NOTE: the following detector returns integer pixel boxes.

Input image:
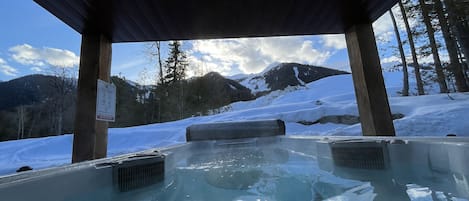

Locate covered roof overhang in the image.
[33,0,398,43]
[32,0,399,163]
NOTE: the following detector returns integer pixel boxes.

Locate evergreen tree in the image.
[163,41,188,84]
[162,41,189,120]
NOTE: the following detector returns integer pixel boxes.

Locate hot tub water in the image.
[113,144,467,201]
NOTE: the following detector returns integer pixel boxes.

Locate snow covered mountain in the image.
[234,63,349,95]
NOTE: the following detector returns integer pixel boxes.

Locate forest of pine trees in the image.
[391,0,469,95]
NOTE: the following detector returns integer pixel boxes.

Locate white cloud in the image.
[9,44,79,68]
[321,34,347,50]
[190,36,332,74]
[373,12,394,43]
[317,12,394,51]
[188,55,232,77]
[0,57,18,76]
[30,67,43,72]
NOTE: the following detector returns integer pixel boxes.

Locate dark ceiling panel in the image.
[33,0,398,43]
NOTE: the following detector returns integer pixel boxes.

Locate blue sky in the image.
[0,0,399,83]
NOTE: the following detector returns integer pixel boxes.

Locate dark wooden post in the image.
[345,23,396,136]
[72,33,112,163]
[94,35,112,159]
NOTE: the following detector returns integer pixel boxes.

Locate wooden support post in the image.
[94,36,112,159]
[345,23,396,136]
[72,33,112,163]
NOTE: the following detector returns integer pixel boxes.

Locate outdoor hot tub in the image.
[0,120,468,201]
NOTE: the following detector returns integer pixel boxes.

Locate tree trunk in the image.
[400,0,425,95]
[28,107,43,138]
[17,106,25,140]
[419,0,449,93]
[433,0,469,92]
[57,110,63,135]
[444,0,469,75]
[180,81,184,119]
[459,47,469,83]
[457,23,469,70]
[17,107,20,140]
[156,42,164,85]
[390,9,410,96]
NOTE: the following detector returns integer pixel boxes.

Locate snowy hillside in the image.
[235,63,348,95]
[0,72,468,176]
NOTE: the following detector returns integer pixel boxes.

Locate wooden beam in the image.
[94,36,112,159]
[345,23,396,136]
[72,33,112,163]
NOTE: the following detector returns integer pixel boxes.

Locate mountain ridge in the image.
[235,63,349,95]
[0,63,349,111]
[0,63,348,141]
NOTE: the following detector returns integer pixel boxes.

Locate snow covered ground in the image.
[0,72,468,176]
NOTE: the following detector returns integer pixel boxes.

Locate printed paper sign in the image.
[96,79,116,122]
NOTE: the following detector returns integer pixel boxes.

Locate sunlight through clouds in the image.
[190,36,332,74]
[9,44,79,68]
[187,55,232,77]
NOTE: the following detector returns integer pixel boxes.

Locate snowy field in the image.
[0,72,468,176]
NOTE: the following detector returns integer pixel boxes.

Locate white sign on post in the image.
[96,79,116,122]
